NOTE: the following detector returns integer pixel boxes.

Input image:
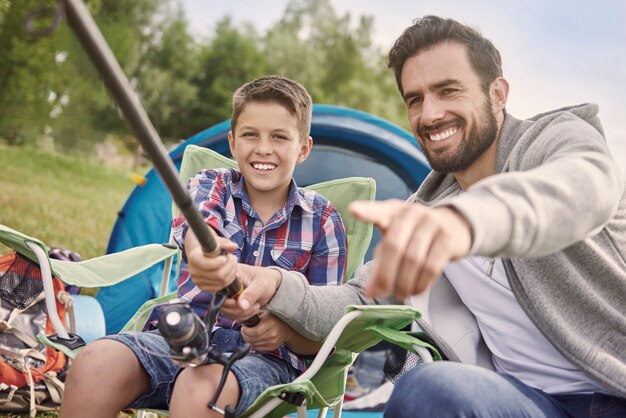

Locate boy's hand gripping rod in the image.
[61,0,260,327]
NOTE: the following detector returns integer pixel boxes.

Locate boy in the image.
[60,75,347,418]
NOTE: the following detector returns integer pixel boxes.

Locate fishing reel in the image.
[157,290,250,417]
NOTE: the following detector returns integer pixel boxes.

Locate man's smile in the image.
[426,126,459,142]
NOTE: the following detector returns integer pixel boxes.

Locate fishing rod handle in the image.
[201,245,261,328]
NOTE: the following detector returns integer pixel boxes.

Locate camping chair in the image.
[122,144,377,332]
[124,146,440,418]
[0,223,179,358]
[1,146,438,417]
[242,305,440,418]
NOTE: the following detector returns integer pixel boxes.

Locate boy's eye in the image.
[274,134,288,140]
[242,132,257,137]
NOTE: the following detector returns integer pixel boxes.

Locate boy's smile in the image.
[229,101,312,218]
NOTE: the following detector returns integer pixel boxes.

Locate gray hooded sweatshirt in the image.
[267,104,626,397]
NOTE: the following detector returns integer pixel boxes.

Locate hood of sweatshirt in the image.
[410,103,604,206]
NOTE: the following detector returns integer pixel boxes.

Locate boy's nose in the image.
[255,137,273,154]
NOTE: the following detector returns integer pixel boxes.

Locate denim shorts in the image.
[104,328,299,415]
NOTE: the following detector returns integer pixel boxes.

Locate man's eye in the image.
[441,88,456,96]
[407,97,423,107]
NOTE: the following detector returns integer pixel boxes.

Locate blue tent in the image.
[98,104,430,333]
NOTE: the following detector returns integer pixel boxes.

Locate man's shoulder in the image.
[525,103,599,124]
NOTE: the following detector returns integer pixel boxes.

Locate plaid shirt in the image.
[171,168,347,371]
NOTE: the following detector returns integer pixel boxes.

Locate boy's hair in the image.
[387,15,503,95]
[231,75,313,140]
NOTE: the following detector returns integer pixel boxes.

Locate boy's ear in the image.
[227,131,236,157]
[296,136,313,164]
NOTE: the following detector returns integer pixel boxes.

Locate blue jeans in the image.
[104,328,298,415]
[385,362,626,418]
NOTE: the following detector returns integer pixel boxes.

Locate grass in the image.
[0,144,139,259]
[0,145,154,417]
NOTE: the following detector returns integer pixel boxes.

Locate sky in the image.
[179,0,626,174]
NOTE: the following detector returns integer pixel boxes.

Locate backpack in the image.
[1,251,69,416]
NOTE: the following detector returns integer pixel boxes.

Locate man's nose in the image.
[421,96,445,125]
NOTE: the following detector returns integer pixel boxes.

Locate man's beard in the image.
[421,102,498,173]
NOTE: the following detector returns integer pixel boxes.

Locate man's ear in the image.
[227,130,236,157]
[490,77,509,114]
[296,136,313,164]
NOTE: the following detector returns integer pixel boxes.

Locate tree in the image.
[0,0,63,145]
[185,17,267,137]
[0,0,169,154]
[0,0,410,157]
[132,4,199,142]
[262,0,407,127]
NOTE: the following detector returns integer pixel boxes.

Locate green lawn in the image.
[0,144,139,259]
[0,144,148,417]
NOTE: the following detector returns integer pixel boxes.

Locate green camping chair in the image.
[241,304,440,418]
[0,145,439,417]
[124,146,440,418]
[122,144,377,332]
[0,223,179,359]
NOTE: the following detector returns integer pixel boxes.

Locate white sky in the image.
[179,0,626,174]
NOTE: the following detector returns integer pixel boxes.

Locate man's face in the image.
[400,41,499,173]
[228,101,312,204]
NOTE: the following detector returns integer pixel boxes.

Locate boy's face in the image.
[228,101,312,204]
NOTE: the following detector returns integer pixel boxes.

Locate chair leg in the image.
[332,398,343,418]
[297,405,308,418]
[317,406,329,418]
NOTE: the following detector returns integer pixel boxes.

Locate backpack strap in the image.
[57,290,76,334]
[0,323,40,349]
[38,371,64,404]
[24,363,36,417]
[0,346,47,367]
[0,383,19,404]
[0,292,47,349]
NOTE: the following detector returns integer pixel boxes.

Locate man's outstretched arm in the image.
[221,261,395,341]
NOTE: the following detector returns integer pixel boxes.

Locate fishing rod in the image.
[25,1,258,414]
[58,0,261,316]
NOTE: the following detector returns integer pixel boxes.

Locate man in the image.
[194,16,626,417]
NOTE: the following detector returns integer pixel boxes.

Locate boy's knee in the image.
[69,339,137,383]
[74,339,125,364]
[171,365,239,411]
[174,365,221,395]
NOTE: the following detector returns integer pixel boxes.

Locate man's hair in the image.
[387,15,503,95]
[231,75,313,140]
